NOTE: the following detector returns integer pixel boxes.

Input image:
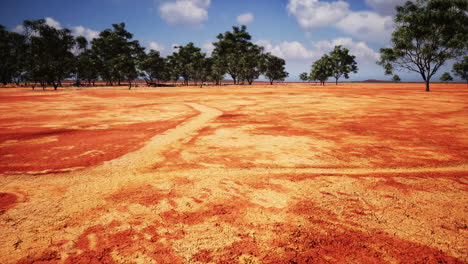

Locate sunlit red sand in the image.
[0,83,467,263]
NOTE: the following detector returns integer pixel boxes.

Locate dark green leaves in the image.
[378,0,467,91]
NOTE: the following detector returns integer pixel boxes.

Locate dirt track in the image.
[0,83,467,263]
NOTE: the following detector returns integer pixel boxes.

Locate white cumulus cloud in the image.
[257,38,379,65]
[257,40,318,60]
[287,0,398,44]
[336,11,393,43]
[12,17,99,42]
[12,24,25,34]
[158,0,211,26]
[313,38,380,65]
[287,0,349,29]
[72,26,99,42]
[202,41,215,56]
[45,17,62,29]
[237,12,254,25]
[148,41,166,53]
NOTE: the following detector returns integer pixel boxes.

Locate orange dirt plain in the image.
[0,83,467,264]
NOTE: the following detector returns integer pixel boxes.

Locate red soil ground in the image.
[0,83,467,264]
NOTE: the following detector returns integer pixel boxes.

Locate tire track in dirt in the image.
[93,103,223,172]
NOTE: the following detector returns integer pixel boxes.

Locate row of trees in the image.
[0,22,288,89]
[299,45,358,85]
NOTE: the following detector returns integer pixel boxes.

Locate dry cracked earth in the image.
[0,83,467,263]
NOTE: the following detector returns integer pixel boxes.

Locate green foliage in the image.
[452,56,468,82]
[75,50,100,86]
[263,53,288,85]
[0,25,26,85]
[209,53,226,85]
[168,42,206,85]
[138,49,168,85]
[329,45,358,84]
[378,0,468,91]
[91,23,144,88]
[239,44,264,85]
[310,55,333,85]
[73,37,98,86]
[23,19,77,90]
[439,72,453,82]
[392,74,401,82]
[213,25,256,84]
[1,21,288,89]
[299,72,308,82]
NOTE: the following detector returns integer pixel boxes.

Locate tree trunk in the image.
[129,81,132,90]
[335,78,338,85]
[270,81,273,85]
[53,83,58,90]
[425,80,430,92]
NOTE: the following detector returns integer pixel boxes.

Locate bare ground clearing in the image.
[0,83,467,263]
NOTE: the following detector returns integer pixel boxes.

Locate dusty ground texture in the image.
[0,83,467,264]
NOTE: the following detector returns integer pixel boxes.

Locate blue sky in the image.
[0,0,460,82]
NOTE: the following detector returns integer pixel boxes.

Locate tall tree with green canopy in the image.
[73,36,89,86]
[91,23,143,87]
[263,53,288,85]
[138,49,167,86]
[212,25,253,84]
[0,25,27,86]
[299,72,308,82]
[329,45,358,85]
[22,19,77,90]
[169,42,205,85]
[310,55,333,86]
[209,53,226,85]
[239,44,264,85]
[378,0,468,92]
[194,57,213,87]
[452,56,467,83]
[76,49,100,86]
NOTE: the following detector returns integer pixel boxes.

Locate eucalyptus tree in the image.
[73,36,89,86]
[310,55,333,86]
[212,25,253,84]
[91,23,143,87]
[378,0,467,92]
[329,45,358,85]
[263,53,288,85]
[0,25,26,86]
[22,19,76,90]
[138,49,167,86]
[209,54,226,85]
[239,44,264,85]
[194,57,213,87]
[169,42,205,85]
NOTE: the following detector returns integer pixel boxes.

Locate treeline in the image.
[0,21,288,90]
[299,45,358,85]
